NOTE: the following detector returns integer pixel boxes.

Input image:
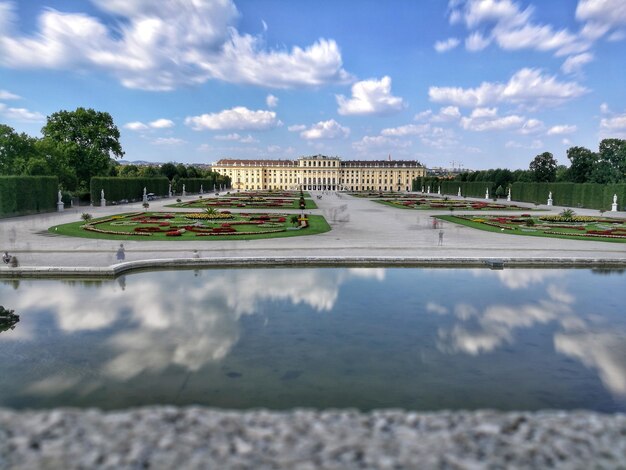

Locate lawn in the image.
[50,211,331,241]
[438,213,626,243]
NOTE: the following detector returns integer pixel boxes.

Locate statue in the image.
[101,189,105,200]
[547,191,553,206]
[485,188,489,199]
[612,193,618,212]
[57,190,64,212]
[458,187,461,197]
[507,187,511,202]
[100,189,106,207]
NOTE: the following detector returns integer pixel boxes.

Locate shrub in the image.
[81,213,93,222]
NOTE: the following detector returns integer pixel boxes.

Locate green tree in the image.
[593,138,626,183]
[529,152,557,182]
[119,164,140,177]
[0,124,38,175]
[41,108,123,190]
[139,166,160,177]
[566,146,597,183]
[159,162,178,180]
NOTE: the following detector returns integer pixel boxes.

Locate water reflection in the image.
[1,268,385,390]
[432,269,626,398]
[0,267,624,410]
[0,306,19,334]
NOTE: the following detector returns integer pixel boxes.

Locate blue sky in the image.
[1,0,626,169]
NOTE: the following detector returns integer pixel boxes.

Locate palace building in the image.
[212,155,426,192]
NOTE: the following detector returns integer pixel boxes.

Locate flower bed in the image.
[77,211,308,239]
[441,213,626,242]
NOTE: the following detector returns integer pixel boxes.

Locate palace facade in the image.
[212,155,426,192]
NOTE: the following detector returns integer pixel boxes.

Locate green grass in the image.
[437,215,626,243]
[49,212,331,241]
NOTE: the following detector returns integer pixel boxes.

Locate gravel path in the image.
[1,407,625,469]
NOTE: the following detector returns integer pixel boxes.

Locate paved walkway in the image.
[1,192,625,275]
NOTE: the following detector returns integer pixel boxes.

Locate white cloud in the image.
[505,139,543,149]
[0,89,19,100]
[561,52,594,74]
[451,0,589,56]
[431,106,461,122]
[336,76,405,116]
[214,133,242,141]
[288,124,306,132]
[547,124,577,135]
[461,110,526,132]
[519,118,544,134]
[300,119,350,140]
[576,0,626,30]
[381,124,431,137]
[240,135,258,143]
[266,94,278,108]
[352,135,411,153]
[152,137,185,145]
[0,103,44,122]
[0,0,351,91]
[600,102,610,113]
[429,68,587,108]
[149,118,174,129]
[124,121,149,131]
[124,118,174,131]
[600,113,626,131]
[470,107,498,118]
[414,110,433,121]
[465,31,491,51]
[434,37,460,52]
[562,138,572,146]
[185,106,279,131]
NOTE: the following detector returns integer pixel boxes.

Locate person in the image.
[2,252,11,264]
[438,230,444,246]
[116,243,125,261]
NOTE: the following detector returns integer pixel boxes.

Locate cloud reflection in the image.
[2,268,385,390]
[432,274,626,397]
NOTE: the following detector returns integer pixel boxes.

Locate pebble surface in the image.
[1,407,625,469]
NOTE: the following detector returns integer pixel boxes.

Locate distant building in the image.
[212,155,426,191]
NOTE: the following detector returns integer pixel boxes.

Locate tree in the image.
[594,138,626,183]
[0,124,38,175]
[119,164,140,177]
[41,108,123,190]
[566,146,596,183]
[160,162,178,180]
[529,152,557,182]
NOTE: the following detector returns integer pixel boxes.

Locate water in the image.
[0,267,624,412]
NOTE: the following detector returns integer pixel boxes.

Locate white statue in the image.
[507,187,511,202]
[143,187,147,197]
[58,190,62,203]
[614,194,618,204]
[612,193,618,212]
[437,186,441,195]
[101,189,105,200]
[547,191,553,206]
[485,188,489,199]
[57,190,64,212]
[458,187,461,197]
[427,185,430,193]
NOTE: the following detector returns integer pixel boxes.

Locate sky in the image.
[1,0,626,170]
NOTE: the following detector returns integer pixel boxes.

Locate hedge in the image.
[510,182,626,210]
[90,177,170,204]
[0,176,58,217]
[178,178,218,193]
[412,178,496,198]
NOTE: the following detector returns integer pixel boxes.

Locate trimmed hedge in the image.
[510,182,626,210]
[90,177,170,204]
[179,178,218,193]
[0,176,58,217]
[412,177,495,198]
[441,181,496,198]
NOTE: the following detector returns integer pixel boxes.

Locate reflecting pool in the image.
[0,267,624,412]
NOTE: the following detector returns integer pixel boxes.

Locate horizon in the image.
[1,0,625,170]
